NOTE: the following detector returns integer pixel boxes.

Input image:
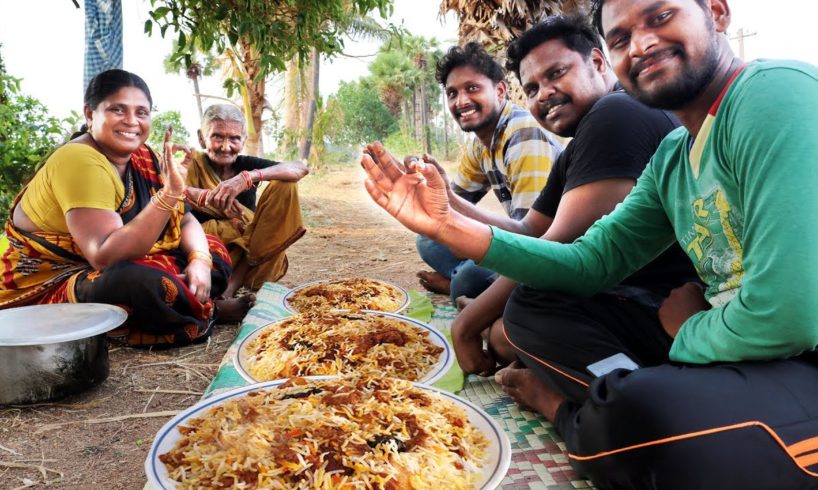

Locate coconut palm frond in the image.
[344,15,395,43]
[440,0,591,46]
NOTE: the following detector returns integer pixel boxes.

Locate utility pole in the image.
[730,27,757,59]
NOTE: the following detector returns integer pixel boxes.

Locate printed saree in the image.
[0,144,231,346]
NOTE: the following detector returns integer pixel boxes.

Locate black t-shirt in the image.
[191,154,277,223]
[532,90,698,299]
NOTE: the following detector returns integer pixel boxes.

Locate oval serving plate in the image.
[282,278,410,314]
[146,377,511,490]
[235,310,454,386]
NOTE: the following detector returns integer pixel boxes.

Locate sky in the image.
[1,0,817,147]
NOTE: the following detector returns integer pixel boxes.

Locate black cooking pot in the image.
[0,304,127,405]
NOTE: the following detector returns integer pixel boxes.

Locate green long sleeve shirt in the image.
[481,60,818,364]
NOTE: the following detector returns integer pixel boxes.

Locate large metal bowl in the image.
[0,303,127,405]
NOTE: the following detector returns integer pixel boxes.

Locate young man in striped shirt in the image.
[415,42,562,304]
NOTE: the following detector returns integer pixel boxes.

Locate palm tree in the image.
[283,15,395,161]
[163,43,217,123]
[439,0,590,47]
[439,0,590,105]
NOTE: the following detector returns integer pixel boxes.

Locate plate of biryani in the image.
[146,376,511,489]
[235,310,454,385]
[283,278,409,314]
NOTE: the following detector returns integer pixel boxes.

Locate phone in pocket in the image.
[586,352,640,377]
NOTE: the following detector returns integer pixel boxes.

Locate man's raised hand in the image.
[361,142,452,240]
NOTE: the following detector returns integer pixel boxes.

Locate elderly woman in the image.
[185,104,308,305]
[0,69,236,347]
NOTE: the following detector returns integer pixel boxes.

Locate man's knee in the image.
[488,319,516,365]
[449,261,495,300]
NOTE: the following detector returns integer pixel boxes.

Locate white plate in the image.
[282,278,410,314]
[235,310,454,386]
[145,378,511,490]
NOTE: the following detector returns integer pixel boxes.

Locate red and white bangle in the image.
[197,189,209,207]
[240,170,254,189]
[252,169,263,182]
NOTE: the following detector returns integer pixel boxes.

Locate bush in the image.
[0,74,77,220]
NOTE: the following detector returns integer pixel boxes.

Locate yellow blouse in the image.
[20,143,125,234]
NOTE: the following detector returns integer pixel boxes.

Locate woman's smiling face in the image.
[84,86,152,162]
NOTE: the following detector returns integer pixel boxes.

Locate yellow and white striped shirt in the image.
[452,102,562,220]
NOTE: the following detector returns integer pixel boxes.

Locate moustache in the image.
[629,46,683,81]
[538,95,570,118]
[455,104,480,117]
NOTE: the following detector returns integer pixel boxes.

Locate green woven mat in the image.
[203,283,595,489]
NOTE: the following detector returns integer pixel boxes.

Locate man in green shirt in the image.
[362,0,818,487]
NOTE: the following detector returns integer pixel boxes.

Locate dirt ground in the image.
[0,160,482,489]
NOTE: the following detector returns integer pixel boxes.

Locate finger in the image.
[368,142,405,180]
[364,177,390,211]
[361,154,394,193]
[417,160,447,190]
[163,125,173,147]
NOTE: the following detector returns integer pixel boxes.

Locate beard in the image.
[457,103,501,134]
[628,39,720,110]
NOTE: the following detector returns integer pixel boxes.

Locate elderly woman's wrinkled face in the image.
[201,119,246,167]
[85,86,152,161]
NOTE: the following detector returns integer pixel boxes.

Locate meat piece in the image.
[401,414,428,450]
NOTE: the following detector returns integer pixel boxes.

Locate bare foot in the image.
[416,270,451,295]
[495,361,565,421]
[455,295,474,311]
[214,293,256,323]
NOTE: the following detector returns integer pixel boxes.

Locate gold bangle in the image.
[157,190,179,211]
[187,250,213,267]
[150,193,176,212]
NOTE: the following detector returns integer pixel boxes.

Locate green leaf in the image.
[178,31,187,50]
[144,20,153,35]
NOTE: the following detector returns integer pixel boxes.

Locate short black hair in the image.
[591,0,708,37]
[435,42,506,87]
[506,13,603,82]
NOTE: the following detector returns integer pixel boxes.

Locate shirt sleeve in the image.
[236,155,278,170]
[451,138,489,203]
[51,145,120,212]
[504,126,558,217]
[480,160,676,294]
[669,64,818,363]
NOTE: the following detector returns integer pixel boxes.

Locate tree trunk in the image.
[299,48,320,161]
[192,76,203,122]
[282,57,302,156]
[241,38,265,157]
[420,82,430,154]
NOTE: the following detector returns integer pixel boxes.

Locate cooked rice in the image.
[159,376,490,489]
[286,278,405,313]
[242,311,444,382]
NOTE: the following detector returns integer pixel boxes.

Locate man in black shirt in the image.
[450,14,698,407]
[186,104,308,320]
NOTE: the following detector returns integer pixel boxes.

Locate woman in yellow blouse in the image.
[0,69,233,347]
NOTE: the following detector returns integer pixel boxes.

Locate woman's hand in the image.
[207,174,249,214]
[184,258,212,304]
[362,141,453,240]
[162,125,192,197]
